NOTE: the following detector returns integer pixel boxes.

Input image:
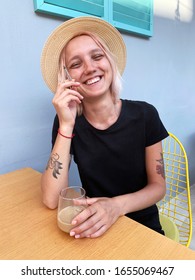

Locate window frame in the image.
[33,0,153,37]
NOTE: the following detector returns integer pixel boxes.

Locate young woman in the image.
[41,16,168,238]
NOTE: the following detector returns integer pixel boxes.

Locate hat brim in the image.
[41,16,126,93]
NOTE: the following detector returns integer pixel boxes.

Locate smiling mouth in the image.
[85,76,101,85]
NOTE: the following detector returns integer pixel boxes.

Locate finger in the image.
[68,89,83,100]
[73,198,89,207]
[54,91,81,103]
[58,80,80,89]
[55,82,80,98]
[88,224,107,238]
[60,81,81,93]
[71,220,104,238]
[55,87,83,101]
[86,197,99,205]
[71,204,96,227]
[53,94,82,109]
[70,205,104,237]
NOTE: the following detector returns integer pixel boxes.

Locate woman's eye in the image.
[93,54,104,60]
[70,62,80,69]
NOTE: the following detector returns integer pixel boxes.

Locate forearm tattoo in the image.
[46,153,63,179]
[156,153,165,179]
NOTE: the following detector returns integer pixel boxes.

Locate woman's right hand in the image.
[52,80,83,128]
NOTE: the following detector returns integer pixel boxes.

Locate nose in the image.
[83,59,96,75]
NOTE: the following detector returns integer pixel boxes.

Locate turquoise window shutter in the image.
[33,0,153,37]
[33,0,104,18]
[112,0,153,36]
[45,0,104,17]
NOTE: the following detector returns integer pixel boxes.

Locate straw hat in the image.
[41,16,126,93]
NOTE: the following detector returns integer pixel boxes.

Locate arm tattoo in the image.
[46,153,63,179]
[156,153,165,179]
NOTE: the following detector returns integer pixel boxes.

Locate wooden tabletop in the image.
[0,168,195,260]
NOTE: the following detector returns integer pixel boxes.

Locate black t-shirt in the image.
[52,99,169,232]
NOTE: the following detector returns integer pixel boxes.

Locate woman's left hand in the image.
[69,197,121,238]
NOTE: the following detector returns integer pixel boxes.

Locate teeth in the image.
[86,77,100,85]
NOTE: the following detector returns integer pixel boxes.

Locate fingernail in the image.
[75,234,80,239]
[70,231,75,236]
[72,220,77,225]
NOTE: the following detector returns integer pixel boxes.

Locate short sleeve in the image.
[144,103,169,146]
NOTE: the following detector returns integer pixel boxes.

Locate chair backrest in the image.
[157,132,193,247]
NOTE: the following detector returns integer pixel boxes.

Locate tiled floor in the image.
[189,184,195,250]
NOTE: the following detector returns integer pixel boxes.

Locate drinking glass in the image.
[57,186,86,233]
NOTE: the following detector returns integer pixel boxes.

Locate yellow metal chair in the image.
[157,132,193,247]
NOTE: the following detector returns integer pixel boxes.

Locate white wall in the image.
[0,0,195,185]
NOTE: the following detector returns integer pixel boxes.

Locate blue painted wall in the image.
[1,1,195,186]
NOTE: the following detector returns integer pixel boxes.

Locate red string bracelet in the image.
[58,129,75,139]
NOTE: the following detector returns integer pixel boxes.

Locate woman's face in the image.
[65,35,113,99]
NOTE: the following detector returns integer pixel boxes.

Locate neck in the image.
[82,96,121,130]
